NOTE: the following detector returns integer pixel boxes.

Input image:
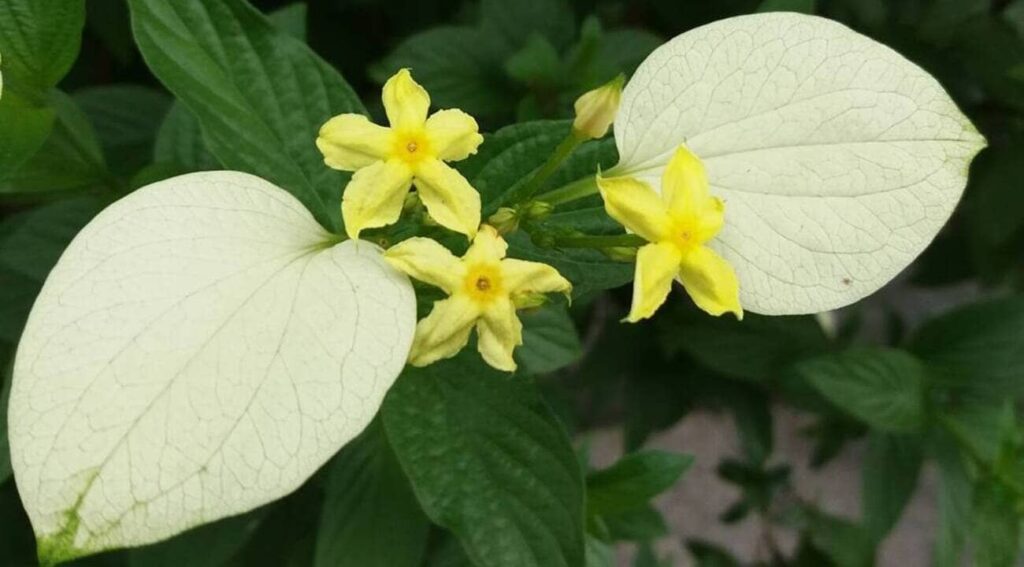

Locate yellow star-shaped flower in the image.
[384,226,572,372]
[598,145,742,322]
[317,69,484,239]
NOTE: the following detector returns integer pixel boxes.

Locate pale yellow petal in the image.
[597,174,672,243]
[425,109,484,162]
[677,245,743,319]
[382,68,430,131]
[463,224,507,264]
[316,113,393,171]
[500,258,571,298]
[662,145,724,241]
[413,158,481,238]
[341,160,413,239]
[384,237,465,293]
[626,242,683,323]
[477,298,523,372]
[409,295,480,367]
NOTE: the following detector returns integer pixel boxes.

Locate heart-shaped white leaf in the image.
[8,171,415,563]
[614,13,986,314]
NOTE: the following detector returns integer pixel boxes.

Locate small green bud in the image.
[602,246,638,262]
[512,292,548,310]
[572,74,625,140]
[402,191,422,213]
[523,201,554,221]
[488,207,520,234]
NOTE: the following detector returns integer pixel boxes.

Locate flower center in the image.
[393,131,432,165]
[464,264,503,304]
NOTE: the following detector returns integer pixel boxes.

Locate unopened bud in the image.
[602,246,637,262]
[523,201,554,221]
[488,207,520,235]
[403,191,422,213]
[572,74,625,140]
[513,292,548,310]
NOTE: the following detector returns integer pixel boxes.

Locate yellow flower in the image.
[598,145,742,322]
[572,74,624,140]
[385,225,572,372]
[317,69,484,239]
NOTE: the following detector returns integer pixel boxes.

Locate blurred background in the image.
[2,0,1023,565]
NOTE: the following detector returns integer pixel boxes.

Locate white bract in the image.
[614,13,986,314]
[8,172,415,561]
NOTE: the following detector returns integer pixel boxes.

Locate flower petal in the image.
[425,109,484,162]
[409,295,480,367]
[316,113,393,171]
[413,159,481,238]
[477,298,523,372]
[341,160,414,239]
[382,68,430,131]
[385,237,465,293]
[597,174,671,243]
[500,258,572,298]
[677,245,743,319]
[662,145,709,212]
[627,242,683,323]
[463,224,507,264]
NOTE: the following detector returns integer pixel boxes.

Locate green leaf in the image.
[0,197,104,342]
[658,303,829,381]
[757,0,817,13]
[966,143,1024,247]
[314,421,429,567]
[128,512,264,567]
[481,0,575,52]
[953,17,1024,111]
[798,348,926,432]
[586,451,692,517]
[0,0,85,179]
[861,433,922,541]
[372,27,516,124]
[686,539,741,567]
[268,3,307,42]
[0,0,85,92]
[588,30,662,84]
[382,353,585,567]
[0,348,12,485]
[153,102,219,171]
[584,535,613,567]
[516,304,582,375]
[506,35,563,86]
[128,0,364,231]
[972,480,1022,567]
[601,503,668,542]
[74,84,172,175]
[910,296,1024,397]
[934,435,972,567]
[458,120,631,297]
[0,91,109,195]
[793,507,875,567]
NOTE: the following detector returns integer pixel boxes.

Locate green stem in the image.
[538,175,599,206]
[502,132,584,206]
[547,233,646,249]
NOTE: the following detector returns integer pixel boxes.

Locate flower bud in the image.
[523,201,554,221]
[572,74,625,140]
[512,292,548,310]
[488,207,520,235]
[602,246,637,262]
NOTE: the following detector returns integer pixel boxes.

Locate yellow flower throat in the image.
[464,264,503,305]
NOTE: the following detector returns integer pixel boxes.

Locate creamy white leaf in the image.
[614,13,986,314]
[8,171,415,562]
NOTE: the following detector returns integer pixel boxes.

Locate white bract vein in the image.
[8,172,416,561]
[614,13,986,314]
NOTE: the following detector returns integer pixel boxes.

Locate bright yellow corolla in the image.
[385,225,572,372]
[317,69,484,239]
[599,145,742,322]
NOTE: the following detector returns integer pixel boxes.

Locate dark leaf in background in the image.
[659,302,830,382]
[686,539,742,567]
[757,0,817,13]
[933,436,972,567]
[586,450,693,517]
[75,85,173,176]
[382,353,585,567]
[313,421,429,567]
[971,479,1021,567]
[799,348,926,433]
[861,433,923,542]
[128,511,264,567]
[601,504,669,542]
[789,506,875,567]
[0,197,105,342]
[153,103,220,172]
[128,0,364,231]
[910,296,1024,397]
